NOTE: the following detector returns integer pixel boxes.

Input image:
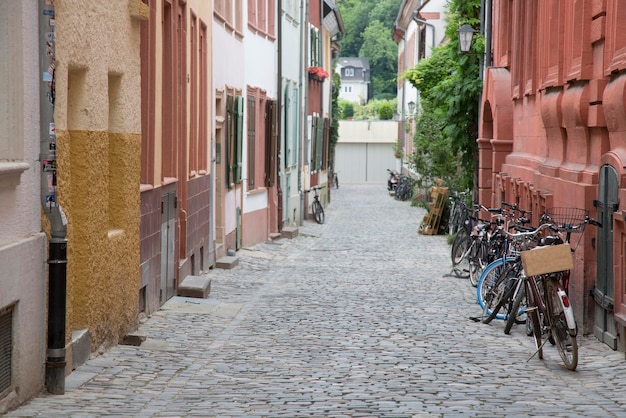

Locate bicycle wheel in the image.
[545,278,578,370]
[451,234,470,266]
[312,200,324,224]
[504,284,526,334]
[526,283,543,360]
[482,263,520,324]
[468,240,488,287]
[476,257,516,320]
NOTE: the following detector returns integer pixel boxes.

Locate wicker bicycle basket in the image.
[545,207,588,233]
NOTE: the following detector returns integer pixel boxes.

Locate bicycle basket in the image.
[544,207,588,233]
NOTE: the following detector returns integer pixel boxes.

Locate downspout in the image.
[39,0,68,394]
[277,0,283,231]
[298,0,309,226]
[412,16,435,49]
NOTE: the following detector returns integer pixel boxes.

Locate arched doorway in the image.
[594,164,618,349]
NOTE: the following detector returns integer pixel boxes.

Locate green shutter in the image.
[235,96,244,183]
[226,95,234,188]
[315,116,324,171]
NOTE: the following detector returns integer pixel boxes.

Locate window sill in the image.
[0,161,30,188]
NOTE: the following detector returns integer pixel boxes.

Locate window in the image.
[344,67,354,77]
[0,1,29,183]
[309,26,321,67]
[246,94,256,189]
[215,0,243,35]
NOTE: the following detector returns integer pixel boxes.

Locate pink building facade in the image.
[480,0,626,351]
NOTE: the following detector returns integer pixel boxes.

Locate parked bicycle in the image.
[394,174,415,201]
[305,185,325,224]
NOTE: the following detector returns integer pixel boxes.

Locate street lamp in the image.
[407,101,415,115]
[457,24,476,53]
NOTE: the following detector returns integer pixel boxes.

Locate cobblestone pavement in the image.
[7,184,626,417]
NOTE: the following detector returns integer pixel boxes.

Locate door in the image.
[160,192,176,304]
[594,164,618,349]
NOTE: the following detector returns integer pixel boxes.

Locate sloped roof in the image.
[336,57,370,71]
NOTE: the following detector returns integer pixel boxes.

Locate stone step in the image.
[216,255,239,269]
[281,226,298,239]
[177,275,211,298]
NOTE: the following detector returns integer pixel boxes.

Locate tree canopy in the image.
[337,0,402,100]
[402,0,483,192]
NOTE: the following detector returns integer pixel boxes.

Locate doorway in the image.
[594,164,618,349]
[160,192,176,304]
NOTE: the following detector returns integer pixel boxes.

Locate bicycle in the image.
[306,185,325,224]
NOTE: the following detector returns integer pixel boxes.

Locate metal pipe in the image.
[39,0,68,394]
[412,15,435,49]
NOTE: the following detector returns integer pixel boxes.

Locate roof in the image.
[336,57,370,70]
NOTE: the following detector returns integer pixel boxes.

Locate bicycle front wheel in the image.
[546,278,578,370]
[476,257,516,319]
[526,282,543,360]
[312,200,325,224]
[469,240,488,287]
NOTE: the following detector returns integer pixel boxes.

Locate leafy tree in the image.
[359,20,398,99]
[402,0,483,193]
[336,0,402,100]
[378,103,394,120]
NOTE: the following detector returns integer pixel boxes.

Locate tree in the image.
[359,20,398,99]
[402,0,483,192]
[336,0,402,100]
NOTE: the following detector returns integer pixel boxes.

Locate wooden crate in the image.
[418,186,448,235]
[521,244,573,276]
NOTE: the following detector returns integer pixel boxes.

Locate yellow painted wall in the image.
[54,1,144,353]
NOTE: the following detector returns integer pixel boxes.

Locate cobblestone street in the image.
[7,184,626,417]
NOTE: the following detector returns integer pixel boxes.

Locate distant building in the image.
[335,57,370,104]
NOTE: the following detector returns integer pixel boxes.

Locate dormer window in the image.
[344,67,354,77]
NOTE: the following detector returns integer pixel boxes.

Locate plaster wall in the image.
[54,0,142,352]
[0,1,47,411]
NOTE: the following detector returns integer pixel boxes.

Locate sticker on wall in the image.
[58,205,68,226]
[46,194,57,208]
[43,9,55,16]
[46,32,55,42]
[49,142,56,152]
[47,173,56,193]
[43,72,53,82]
[43,160,56,172]
[50,18,55,27]
[44,0,55,5]
[49,122,55,136]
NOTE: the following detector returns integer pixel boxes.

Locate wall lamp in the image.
[457,24,479,54]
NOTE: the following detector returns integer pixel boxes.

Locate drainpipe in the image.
[412,15,435,50]
[277,0,283,230]
[39,0,68,394]
[298,0,310,226]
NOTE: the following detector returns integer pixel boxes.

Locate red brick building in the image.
[479,0,626,351]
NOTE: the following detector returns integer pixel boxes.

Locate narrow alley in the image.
[8,184,626,417]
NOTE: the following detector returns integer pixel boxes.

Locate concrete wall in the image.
[336,121,397,183]
[0,1,47,412]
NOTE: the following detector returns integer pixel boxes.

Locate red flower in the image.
[308,66,329,79]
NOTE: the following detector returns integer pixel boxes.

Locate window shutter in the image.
[226,95,234,188]
[247,95,256,189]
[315,116,324,171]
[265,100,277,187]
[235,96,244,183]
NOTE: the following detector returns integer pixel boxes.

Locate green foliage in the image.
[339,98,397,120]
[330,72,341,172]
[402,0,483,193]
[336,0,402,100]
[378,103,394,120]
[340,100,354,118]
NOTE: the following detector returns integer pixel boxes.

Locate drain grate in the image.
[0,306,12,394]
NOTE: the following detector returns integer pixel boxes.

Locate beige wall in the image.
[54,0,144,353]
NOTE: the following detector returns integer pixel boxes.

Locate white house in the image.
[336,57,371,105]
